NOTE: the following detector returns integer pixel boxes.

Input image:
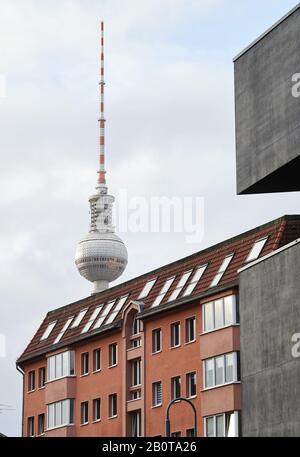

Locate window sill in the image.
[80,373,90,377]
[92,369,101,374]
[187,395,197,400]
[109,415,118,420]
[184,339,196,346]
[46,375,76,384]
[201,381,241,392]
[108,364,118,369]
[201,323,240,336]
[170,345,181,350]
[80,422,89,427]
[92,419,101,424]
[151,350,162,355]
[47,424,74,432]
[152,404,162,409]
[38,386,45,390]
[27,389,35,394]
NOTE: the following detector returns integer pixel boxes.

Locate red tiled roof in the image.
[17,215,300,365]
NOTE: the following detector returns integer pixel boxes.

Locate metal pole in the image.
[165,397,197,437]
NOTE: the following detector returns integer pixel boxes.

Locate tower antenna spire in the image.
[97,21,106,191]
[75,21,128,295]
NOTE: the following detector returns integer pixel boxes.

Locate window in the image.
[152,328,162,353]
[105,295,129,325]
[187,428,195,437]
[54,316,74,344]
[93,348,101,372]
[28,370,35,392]
[39,367,46,388]
[186,372,196,398]
[81,401,89,425]
[109,343,118,367]
[185,317,196,343]
[81,305,103,333]
[132,316,141,336]
[138,278,156,299]
[246,237,268,262]
[171,431,181,437]
[28,417,34,437]
[40,321,57,341]
[203,295,237,332]
[47,351,75,381]
[93,399,101,422]
[152,381,162,406]
[171,376,181,400]
[170,322,180,348]
[71,309,88,328]
[109,394,117,418]
[93,300,116,329]
[47,399,74,430]
[183,264,208,296]
[132,359,141,387]
[81,352,89,375]
[210,254,234,288]
[152,277,175,307]
[204,412,239,437]
[131,390,141,400]
[131,411,141,437]
[38,414,45,435]
[168,271,192,302]
[204,352,239,389]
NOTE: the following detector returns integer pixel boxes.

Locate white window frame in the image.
[204,411,239,437]
[168,270,193,302]
[210,254,234,288]
[40,321,57,341]
[171,376,181,400]
[28,370,35,392]
[109,343,118,367]
[81,352,89,376]
[132,359,141,387]
[246,237,268,262]
[81,305,103,334]
[152,381,162,407]
[203,352,238,389]
[93,348,101,372]
[28,416,34,437]
[202,295,237,333]
[80,401,89,425]
[182,264,208,296]
[93,398,101,422]
[138,278,157,299]
[71,308,88,328]
[47,351,75,382]
[170,322,181,348]
[47,399,74,430]
[185,317,196,343]
[152,328,162,353]
[152,276,175,308]
[109,394,117,418]
[186,372,196,398]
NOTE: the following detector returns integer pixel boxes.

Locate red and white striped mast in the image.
[97,21,107,194]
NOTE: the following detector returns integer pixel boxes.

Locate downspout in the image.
[16,364,24,437]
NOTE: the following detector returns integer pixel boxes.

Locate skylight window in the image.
[40,321,57,341]
[53,317,74,344]
[182,264,208,296]
[105,295,129,325]
[246,237,268,262]
[152,277,175,308]
[81,305,103,334]
[71,309,88,328]
[138,278,157,299]
[168,271,193,302]
[93,300,116,329]
[210,254,234,288]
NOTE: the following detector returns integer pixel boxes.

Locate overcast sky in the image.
[0,0,299,436]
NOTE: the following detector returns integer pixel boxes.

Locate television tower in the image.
[75,22,128,294]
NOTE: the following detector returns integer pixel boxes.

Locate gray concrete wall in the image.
[239,242,300,436]
[234,5,300,194]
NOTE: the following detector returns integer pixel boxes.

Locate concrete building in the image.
[16,215,300,437]
[234,3,300,194]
